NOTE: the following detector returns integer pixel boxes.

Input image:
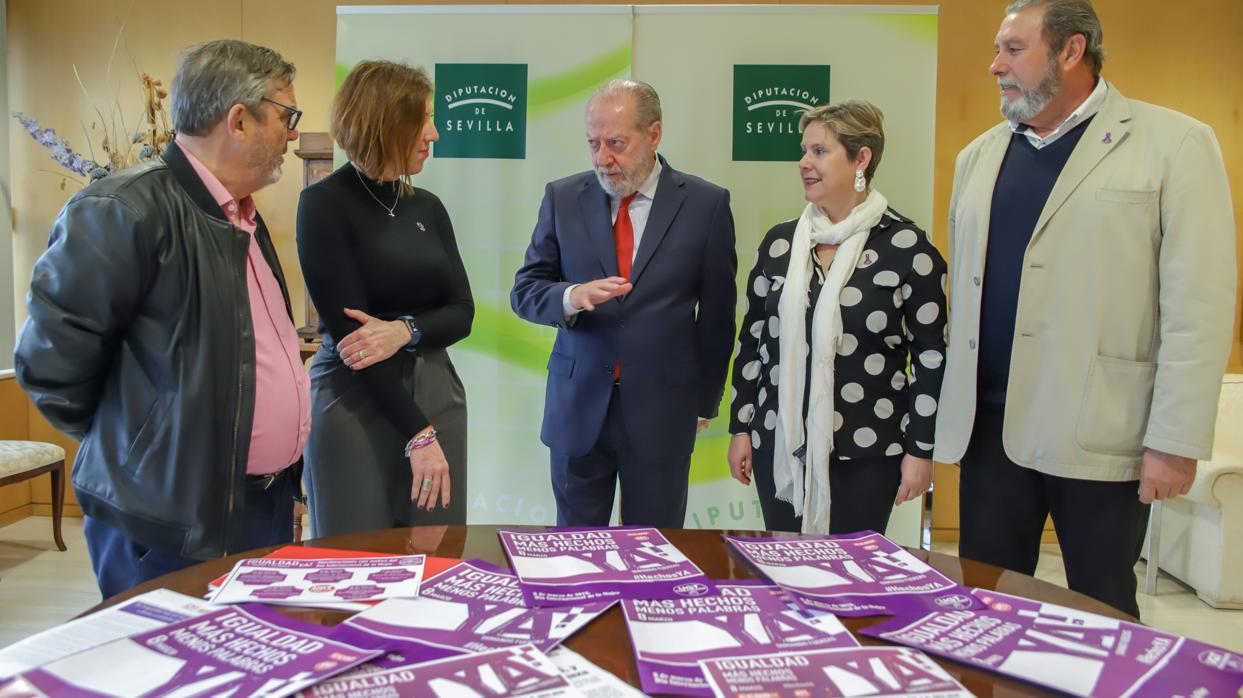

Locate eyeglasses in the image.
[261,97,302,131]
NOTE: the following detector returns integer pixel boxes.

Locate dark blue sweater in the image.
[977,118,1093,405]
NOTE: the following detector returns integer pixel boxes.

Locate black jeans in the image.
[751,448,902,535]
[958,403,1149,618]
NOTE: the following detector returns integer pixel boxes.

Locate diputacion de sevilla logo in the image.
[434,63,528,159]
[732,64,831,162]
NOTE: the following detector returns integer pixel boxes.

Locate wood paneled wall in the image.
[0,374,82,524]
[0,374,31,526]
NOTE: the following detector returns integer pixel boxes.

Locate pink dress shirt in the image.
[182,148,311,475]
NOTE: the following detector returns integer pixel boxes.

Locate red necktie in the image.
[614,193,637,279]
[613,193,636,381]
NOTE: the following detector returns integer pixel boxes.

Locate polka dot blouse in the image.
[728,209,948,461]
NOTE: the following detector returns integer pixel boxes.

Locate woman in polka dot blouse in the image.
[727,100,947,535]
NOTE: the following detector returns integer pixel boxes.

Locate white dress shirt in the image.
[562,158,663,317]
[1010,78,1108,149]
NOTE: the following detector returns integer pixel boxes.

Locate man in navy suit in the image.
[512,79,737,527]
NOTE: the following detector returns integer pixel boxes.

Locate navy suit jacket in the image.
[511,157,737,461]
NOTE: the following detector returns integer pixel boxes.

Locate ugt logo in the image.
[434,63,528,159]
[933,594,975,610]
[732,64,830,162]
[673,582,711,597]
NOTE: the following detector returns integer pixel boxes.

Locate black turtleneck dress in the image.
[296,162,473,535]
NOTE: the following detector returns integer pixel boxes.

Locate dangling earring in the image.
[854,168,866,193]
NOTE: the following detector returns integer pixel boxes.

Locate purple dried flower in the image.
[12,111,102,178]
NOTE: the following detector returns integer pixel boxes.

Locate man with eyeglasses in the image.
[15,40,311,598]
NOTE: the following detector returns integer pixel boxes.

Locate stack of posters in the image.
[622,580,858,695]
[205,547,460,612]
[725,532,980,616]
[0,605,379,698]
[862,588,1243,697]
[208,555,427,607]
[0,589,216,678]
[330,559,613,665]
[698,646,976,698]
[297,644,582,698]
[499,527,715,606]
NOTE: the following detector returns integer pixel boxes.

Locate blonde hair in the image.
[798,100,885,184]
[330,60,433,190]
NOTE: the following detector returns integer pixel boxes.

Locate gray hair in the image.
[588,79,662,129]
[170,39,296,137]
[1006,0,1106,78]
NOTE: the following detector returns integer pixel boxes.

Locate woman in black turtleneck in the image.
[296,60,473,536]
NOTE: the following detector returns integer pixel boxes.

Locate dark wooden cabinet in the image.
[293,132,334,340]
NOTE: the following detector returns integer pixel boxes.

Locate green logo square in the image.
[733,65,831,162]
[435,63,528,159]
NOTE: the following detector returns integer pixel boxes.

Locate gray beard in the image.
[595,154,655,198]
[1000,66,1061,124]
[248,147,285,189]
[262,163,283,188]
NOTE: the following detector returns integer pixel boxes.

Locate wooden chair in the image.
[0,441,67,551]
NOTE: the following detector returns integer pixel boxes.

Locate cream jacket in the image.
[934,83,1237,480]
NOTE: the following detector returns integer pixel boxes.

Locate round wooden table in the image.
[91,526,1133,697]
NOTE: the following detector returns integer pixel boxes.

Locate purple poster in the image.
[0,605,379,698]
[698,646,974,698]
[622,580,859,696]
[298,644,581,697]
[209,555,426,607]
[863,589,1243,697]
[333,559,613,663]
[725,532,979,617]
[324,625,464,672]
[499,527,715,606]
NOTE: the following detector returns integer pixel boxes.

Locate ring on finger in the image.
[421,477,433,492]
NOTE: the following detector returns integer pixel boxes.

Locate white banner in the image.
[336,5,938,538]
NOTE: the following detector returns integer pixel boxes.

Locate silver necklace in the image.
[355,166,399,218]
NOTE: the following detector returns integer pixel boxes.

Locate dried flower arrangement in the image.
[12,71,173,189]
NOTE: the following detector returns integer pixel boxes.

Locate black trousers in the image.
[959,403,1149,618]
[751,448,902,535]
[551,385,692,527]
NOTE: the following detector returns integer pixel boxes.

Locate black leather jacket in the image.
[14,142,296,560]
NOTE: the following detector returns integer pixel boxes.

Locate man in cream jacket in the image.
[935,0,1236,617]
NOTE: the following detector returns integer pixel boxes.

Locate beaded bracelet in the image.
[404,427,438,457]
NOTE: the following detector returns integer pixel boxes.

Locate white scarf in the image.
[773,189,889,534]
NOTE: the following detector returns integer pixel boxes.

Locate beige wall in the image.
[4,1,1242,533]
[0,0,12,371]
[7,0,1242,372]
[9,0,1243,367]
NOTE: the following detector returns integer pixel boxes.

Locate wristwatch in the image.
[398,315,421,352]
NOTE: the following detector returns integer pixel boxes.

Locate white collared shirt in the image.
[1010,78,1108,149]
[609,157,663,255]
[562,157,663,318]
